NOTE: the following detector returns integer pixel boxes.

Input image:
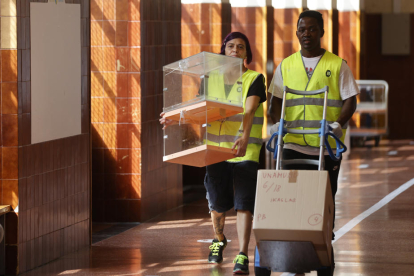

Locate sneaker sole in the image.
[233,269,249,275]
[208,260,223,264]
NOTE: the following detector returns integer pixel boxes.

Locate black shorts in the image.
[204,161,259,214]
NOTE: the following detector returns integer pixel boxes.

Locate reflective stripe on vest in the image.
[285,98,343,108]
[286,120,349,129]
[281,51,346,148]
[206,69,264,163]
[224,114,264,125]
[207,133,263,145]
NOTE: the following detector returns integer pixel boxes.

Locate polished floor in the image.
[21,140,414,276]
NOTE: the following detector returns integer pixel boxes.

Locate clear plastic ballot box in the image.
[162,52,244,167]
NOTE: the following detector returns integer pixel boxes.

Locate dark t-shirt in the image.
[247,74,266,103]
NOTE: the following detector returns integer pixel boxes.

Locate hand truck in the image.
[254,85,347,276]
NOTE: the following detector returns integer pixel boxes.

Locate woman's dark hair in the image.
[297,10,324,31]
[219,32,252,64]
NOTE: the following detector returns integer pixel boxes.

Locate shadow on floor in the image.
[92,223,140,244]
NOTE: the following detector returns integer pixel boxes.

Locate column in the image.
[272,0,305,78]
[181,0,231,58]
[307,0,338,54]
[338,0,361,78]
[90,0,143,223]
[91,0,183,223]
[230,0,270,74]
[230,0,272,141]
[180,0,231,189]
[140,0,183,221]
[1,0,19,273]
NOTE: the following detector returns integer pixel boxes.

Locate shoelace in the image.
[233,254,248,265]
[209,242,223,256]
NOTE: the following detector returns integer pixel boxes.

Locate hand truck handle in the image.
[266,132,279,157]
[266,119,286,161]
[323,126,347,161]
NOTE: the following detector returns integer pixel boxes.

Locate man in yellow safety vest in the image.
[267,10,359,274]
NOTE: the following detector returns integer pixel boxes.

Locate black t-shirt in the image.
[247,74,266,103]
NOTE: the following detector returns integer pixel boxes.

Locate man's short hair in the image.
[297,10,324,31]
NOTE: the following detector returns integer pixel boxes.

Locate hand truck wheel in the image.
[316,249,335,276]
[254,246,271,276]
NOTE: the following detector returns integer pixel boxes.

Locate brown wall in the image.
[0,0,91,274]
[231,5,272,148]
[231,6,266,73]
[361,13,414,139]
[338,10,359,77]
[181,2,226,57]
[180,2,232,190]
[274,9,340,65]
[222,2,232,38]
[1,0,19,273]
[314,9,338,55]
[90,0,143,222]
[91,0,183,223]
[273,8,301,70]
[140,0,182,221]
[266,6,274,88]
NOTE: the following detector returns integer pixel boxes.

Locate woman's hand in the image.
[159,112,176,130]
[232,136,248,157]
[230,95,261,158]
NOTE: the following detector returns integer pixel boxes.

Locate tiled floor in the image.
[91,222,140,244]
[21,140,414,275]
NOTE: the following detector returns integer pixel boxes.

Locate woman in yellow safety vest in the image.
[202,32,266,275]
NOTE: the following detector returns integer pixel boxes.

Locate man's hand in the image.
[232,136,248,157]
[329,122,343,139]
[269,122,286,135]
[269,122,280,135]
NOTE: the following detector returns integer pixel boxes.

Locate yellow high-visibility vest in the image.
[281,51,347,148]
[206,69,264,163]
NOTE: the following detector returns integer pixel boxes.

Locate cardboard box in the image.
[253,170,334,266]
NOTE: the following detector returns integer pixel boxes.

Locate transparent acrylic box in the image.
[162,52,244,167]
[350,80,389,139]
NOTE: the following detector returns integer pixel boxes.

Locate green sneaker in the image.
[233,252,249,274]
[208,237,227,263]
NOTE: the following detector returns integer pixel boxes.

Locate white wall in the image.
[31,1,81,144]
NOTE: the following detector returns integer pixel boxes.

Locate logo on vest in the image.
[326,70,331,77]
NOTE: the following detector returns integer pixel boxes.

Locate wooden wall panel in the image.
[140,0,182,221]
[361,14,414,139]
[1,0,91,274]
